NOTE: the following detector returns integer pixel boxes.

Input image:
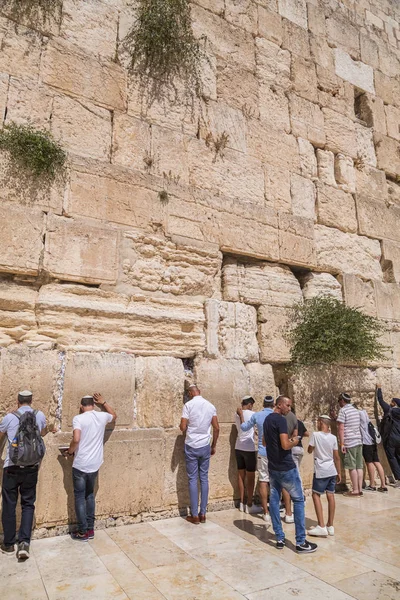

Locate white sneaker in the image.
[327,526,335,536]
[262,513,271,526]
[308,525,328,537]
[239,503,245,512]
[284,514,294,523]
[246,505,263,514]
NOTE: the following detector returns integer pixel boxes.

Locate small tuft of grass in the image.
[205,130,229,162]
[158,189,169,204]
[0,122,66,182]
[1,0,62,25]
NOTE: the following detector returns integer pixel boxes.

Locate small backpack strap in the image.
[12,409,23,420]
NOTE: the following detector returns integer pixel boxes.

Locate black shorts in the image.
[362,444,379,463]
[235,450,257,472]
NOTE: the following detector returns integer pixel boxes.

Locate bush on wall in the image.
[0,122,66,182]
[287,295,387,367]
[1,0,62,23]
[123,0,203,102]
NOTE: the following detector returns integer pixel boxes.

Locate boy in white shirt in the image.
[235,396,258,513]
[307,415,341,537]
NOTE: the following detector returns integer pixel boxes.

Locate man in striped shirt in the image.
[337,393,363,497]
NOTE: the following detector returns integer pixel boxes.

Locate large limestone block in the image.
[323,108,357,159]
[315,225,382,280]
[116,230,221,299]
[298,138,317,179]
[36,284,205,356]
[334,49,375,94]
[61,352,135,430]
[205,300,259,362]
[0,347,61,425]
[0,17,42,79]
[222,259,302,307]
[61,0,118,59]
[265,164,291,212]
[326,16,360,58]
[112,113,151,172]
[374,282,400,321]
[258,85,290,132]
[334,154,356,194]
[316,149,336,187]
[208,423,239,499]
[5,78,54,128]
[163,428,190,507]
[0,205,44,276]
[194,358,249,423]
[374,133,400,179]
[245,363,277,405]
[279,213,316,268]
[355,93,386,134]
[289,366,376,420]
[282,18,310,59]
[278,0,307,29]
[67,169,165,231]
[356,123,376,168]
[255,37,291,89]
[224,0,257,34]
[151,125,189,183]
[43,215,118,285]
[356,195,400,243]
[301,272,342,301]
[375,71,400,109]
[341,273,377,317]
[216,61,259,118]
[289,94,326,148]
[51,95,112,161]
[248,121,300,173]
[355,166,387,202]
[200,100,247,154]
[385,105,400,142]
[0,283,38,345]
[42,41,126,110]
[316,183,357,233]
[290,56,318,103]
[258,305,291,363]
[258,6,283,46]
[291,173,316,220]
[135,356,184,428]
[36,430,165,525]
[382,240,400,284]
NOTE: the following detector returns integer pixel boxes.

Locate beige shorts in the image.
[257,455,269,483]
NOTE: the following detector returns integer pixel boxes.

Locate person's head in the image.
[18,390,33,406]
[275,395,292,415]
[80,395,95,412]
[391,398,400,408]
[338,392,351,409]
[317,415,331,432]
[187,384,200,399]
[241,396,255,409]
[263,395,274,408]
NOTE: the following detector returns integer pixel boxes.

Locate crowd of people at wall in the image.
[1,383,400,560]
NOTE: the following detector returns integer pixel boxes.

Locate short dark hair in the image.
[81,396,94,407]
[242,396,255,407]
[18,392,32,405]
[276,395,289,407]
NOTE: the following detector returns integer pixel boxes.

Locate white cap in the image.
[319,414,331,420]
[18,390,33,397]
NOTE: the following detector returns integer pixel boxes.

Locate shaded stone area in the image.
[0,489,399,599]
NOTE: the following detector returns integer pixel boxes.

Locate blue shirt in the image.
[263,412,296,472]
[0,406,46,468]
[240,408,273,457]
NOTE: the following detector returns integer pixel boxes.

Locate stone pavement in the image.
[1,489,399,600]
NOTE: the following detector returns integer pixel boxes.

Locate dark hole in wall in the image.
[354,89,373,127]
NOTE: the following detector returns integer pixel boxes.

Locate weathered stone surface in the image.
[278,0,307,29]
[152,125,190,184]
[301,272,342,301]
[334,49,375,94]
[316,182,357,233]
[111,113,151,172]
[291,56,318,103]
[356,123,377,168]
[291,173,316,220]
[382,240,400,284]
[298,138,317,179]
[116,230,221,299]
[248,122,300,173]
[0,17,42,79]
[0,205,44,276]
[216,61,259,118]
[0,283,38,345]
[200,100,247,154]
[135,356,184,428]
[222,259,302,307]
[5,78,54,128]
[385,104,400,141]
[341,273,377,317]
[194,358,249,423]
[245,362,277,405]
[224,0,257,34]
[326,15,360,58]
[334,154,356,194]
[289,94,326,148]
[282,18,310,59]
[256,38,291,90]
[43,215,118,285]
[317,149,336,187]
[0,347,60,425]
[258,85,290,132]
[279,213,316,267]
[374,133,400,179]
[35,284,205,357]
[258,6,283,46]
[265,164,291,212]
[258,305,291,363]
[61,352,135,430]
[205,300,259,362]
[356,166,387,202]
[356,195,400,243]
[375,70,400,108]
[323,108,357,159]
[374,282,400,321]
[42,41,126,110]
[315,225,382,280]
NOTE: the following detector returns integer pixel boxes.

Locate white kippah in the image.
[18,390,32,397]
[188,384,198,389]
[82,395,93,399]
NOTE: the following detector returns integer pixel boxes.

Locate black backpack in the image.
[10,409,46,467]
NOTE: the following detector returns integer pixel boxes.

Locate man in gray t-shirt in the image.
[337,393,363,497]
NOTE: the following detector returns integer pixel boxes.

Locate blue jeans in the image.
[72,468,98,533]
[184,444,211,517]
[269,467,306,545]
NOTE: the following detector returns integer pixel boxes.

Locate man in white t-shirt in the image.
[235,396,258,514]
[64,393,116,541]
[180,384,219,524]
[307,415,341,537]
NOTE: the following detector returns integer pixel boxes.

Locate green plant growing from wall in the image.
[123,0,203,102]
[1,0,62,25]
[0,122,66,182]
[286,295,387,368]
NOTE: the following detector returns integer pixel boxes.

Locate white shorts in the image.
[291,448,304,472]
[257,455,269,483]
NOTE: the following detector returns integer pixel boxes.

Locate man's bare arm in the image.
[94,393,116,422]
[280,433,299,450]
[180,417,188,433]
[211,415,219,455]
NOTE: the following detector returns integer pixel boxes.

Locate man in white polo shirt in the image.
[64,393,116,541]
[180,384,219,524]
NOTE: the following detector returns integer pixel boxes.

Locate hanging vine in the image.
[0,0,62,25]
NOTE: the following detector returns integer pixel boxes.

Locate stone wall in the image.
[1,0,400,531]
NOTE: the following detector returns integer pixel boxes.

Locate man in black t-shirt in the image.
[263,397,317,554]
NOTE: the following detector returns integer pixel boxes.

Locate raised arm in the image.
[240,411,256,432]
[376,387,390,414]
[94,393,117,422]
[279,433,299,451]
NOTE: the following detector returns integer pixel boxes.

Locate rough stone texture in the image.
[245,362,277,404]
[298,137,318,179]
[334,49,375,94]
[0,205,44,276]
[374,133,400,179]
[258,305,291,363]
[374,282,400,321]
[323,108,357,159]
[341,273,377,317]
[291,173,316,220]
[382,240,400,284]
[61,352,135,429]
[301,272,342,301]
[5,78,54,128]
[290,94,326,147]
[0,282,38,346]
[317,149,336,187]
[278,0,307,29]
[279,213,316,267]
[356,195,400,243]
[316,182,358,233]
[135,357,184,428]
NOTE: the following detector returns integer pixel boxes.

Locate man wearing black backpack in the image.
[376,385,400,487]
[0,390,46,559]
